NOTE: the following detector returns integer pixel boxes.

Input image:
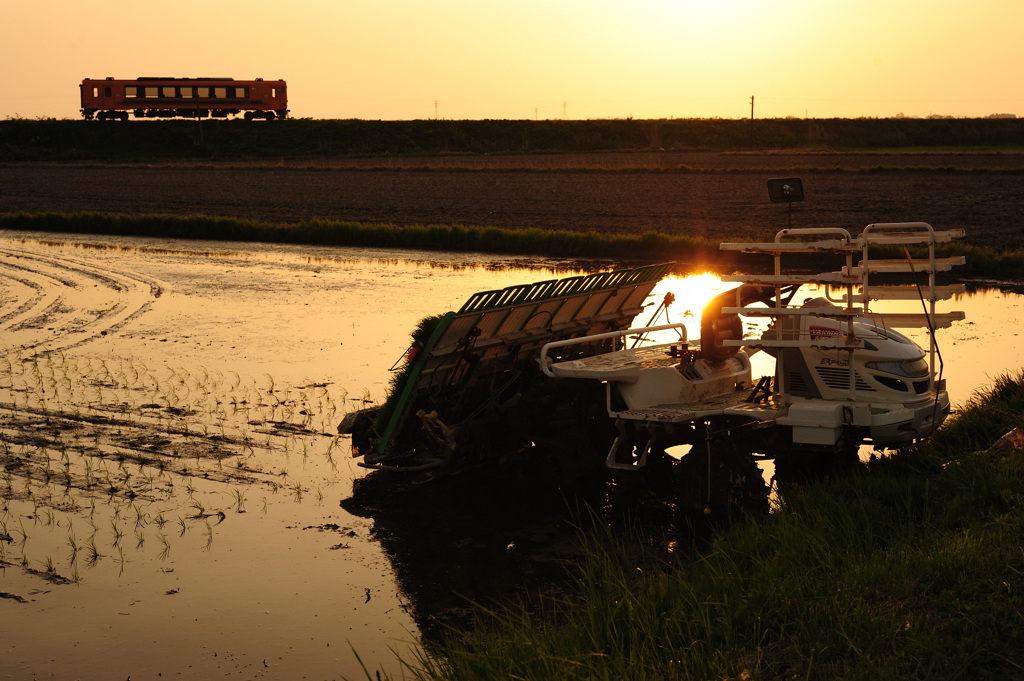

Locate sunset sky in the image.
[3,0,1021,121]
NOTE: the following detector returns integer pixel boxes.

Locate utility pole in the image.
[749,95,755,147]
[434,99,438,119]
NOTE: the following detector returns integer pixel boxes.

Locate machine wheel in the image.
[773,439,862,489]
[523,378,617,482]
[675,430,768,520]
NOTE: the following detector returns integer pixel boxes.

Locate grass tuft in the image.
[375,372,1024,681]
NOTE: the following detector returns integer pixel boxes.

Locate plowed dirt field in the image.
[2,150,1022,250]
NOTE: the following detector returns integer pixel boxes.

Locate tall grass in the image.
[382,373,1024,681]
[4,212,1024,278]
[0,211,723,263]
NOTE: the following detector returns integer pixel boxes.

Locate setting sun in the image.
[2,0,1021,120]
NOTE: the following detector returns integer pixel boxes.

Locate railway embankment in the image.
[3,117,1024,161]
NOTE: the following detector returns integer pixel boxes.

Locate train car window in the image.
[161,87,175,98]
[181,87,193,98]
[126,86,138,98]
[197,87,210,98]
[145,87,158,99]
[271,88,277,98]
[92,87,99,98]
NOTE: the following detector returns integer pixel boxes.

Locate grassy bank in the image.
[0,211,729,266]
[3,117,1024,162]
[3,212,1024,280]
[387,373,1024,680]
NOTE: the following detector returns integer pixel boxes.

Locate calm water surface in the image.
[0,231,1019,679]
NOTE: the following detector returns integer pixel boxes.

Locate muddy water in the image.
[0,231,1020,679]
[0,231,614,680]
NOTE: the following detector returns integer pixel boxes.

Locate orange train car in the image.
[80,77,288,120]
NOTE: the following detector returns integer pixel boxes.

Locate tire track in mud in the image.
[0,246,164,354]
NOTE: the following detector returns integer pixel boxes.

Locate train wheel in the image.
[675,430,768,520]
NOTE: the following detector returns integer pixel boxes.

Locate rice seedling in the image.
[132,503,147,528]
[82,458,94,489]
[59,487,76,507]
[156,532,171,560]
[14,517,28,545]
[187,500,206,520]
[110,519,123,547]
[85,536,100,565]
[67,531,79,562]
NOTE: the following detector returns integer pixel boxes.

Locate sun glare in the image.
[642,272,732,343]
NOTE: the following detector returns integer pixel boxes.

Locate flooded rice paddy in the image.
[0,230,1020,679]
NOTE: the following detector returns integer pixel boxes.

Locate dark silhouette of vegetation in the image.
[382,372,1024,680]
[2,117,1023,162]
[3,212,1023,280]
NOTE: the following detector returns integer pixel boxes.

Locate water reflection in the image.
[343,270,1017,639]
[1,231,1020,675]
